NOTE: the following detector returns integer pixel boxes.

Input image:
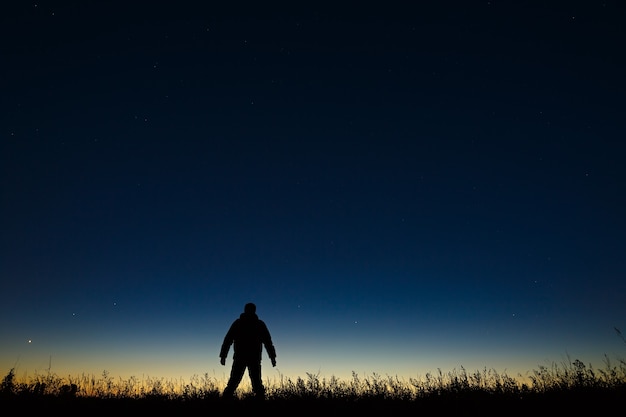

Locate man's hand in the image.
[271,358,277,367]
[220,357,226,366]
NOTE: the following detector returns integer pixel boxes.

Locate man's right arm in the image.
[219,321,237,363]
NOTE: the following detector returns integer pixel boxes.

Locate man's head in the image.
[244,303,256,314]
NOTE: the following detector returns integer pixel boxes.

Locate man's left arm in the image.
[261,322,277,366]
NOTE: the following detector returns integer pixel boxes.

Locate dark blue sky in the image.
[2,1,625,382]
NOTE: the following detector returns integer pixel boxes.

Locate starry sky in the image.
[2,1,625,384]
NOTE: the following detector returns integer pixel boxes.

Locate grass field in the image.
[3,353,625,414]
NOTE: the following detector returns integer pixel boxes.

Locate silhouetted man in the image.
[219,302,277,399]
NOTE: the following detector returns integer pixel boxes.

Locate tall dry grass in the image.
[2,354,625,401]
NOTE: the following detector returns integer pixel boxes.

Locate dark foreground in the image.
[3,389,623,416]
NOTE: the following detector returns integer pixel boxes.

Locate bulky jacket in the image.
[220,312,276,362]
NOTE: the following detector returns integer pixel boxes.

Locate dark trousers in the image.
[222,358,265,398]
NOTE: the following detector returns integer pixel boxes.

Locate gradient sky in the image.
[2,1,625,385]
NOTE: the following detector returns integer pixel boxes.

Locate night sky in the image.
[2,1,625,384]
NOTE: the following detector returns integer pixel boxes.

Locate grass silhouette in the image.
[2,353,625,413]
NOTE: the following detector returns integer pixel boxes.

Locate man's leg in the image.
[248,361,265,399]
[222,360,246,398]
